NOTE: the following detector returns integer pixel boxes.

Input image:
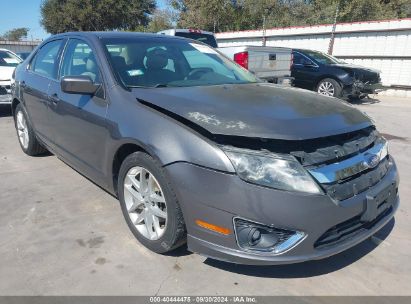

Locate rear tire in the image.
[14,103,47,156]
[118,152,186,253]
[317,78,342,98]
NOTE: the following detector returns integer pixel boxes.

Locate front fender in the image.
[104,87,234,190]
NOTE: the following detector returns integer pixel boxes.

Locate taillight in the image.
[234,52,248,69]
[290,53,294,69]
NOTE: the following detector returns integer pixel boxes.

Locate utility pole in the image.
[328,2,340,55]
[262,14,266,46]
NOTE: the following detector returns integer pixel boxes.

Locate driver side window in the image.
[60,39,100,82]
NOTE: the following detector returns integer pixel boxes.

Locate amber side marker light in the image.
[195,219,231,235]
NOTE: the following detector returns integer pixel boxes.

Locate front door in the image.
[48,38,109,185]
[291,51,319,90]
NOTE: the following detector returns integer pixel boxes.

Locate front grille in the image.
[214,126,378,167]
[291,126,378,166]
[290,126,391,201]
[314,204,394,249]
[322,157,391,201]
[0,86,8,95]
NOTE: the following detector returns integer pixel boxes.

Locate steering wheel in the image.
[185,68,210,80]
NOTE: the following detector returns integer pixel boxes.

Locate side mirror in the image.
[61,75,100,95]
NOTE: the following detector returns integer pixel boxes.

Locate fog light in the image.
[250,229,261,245]
[234,218,305,254]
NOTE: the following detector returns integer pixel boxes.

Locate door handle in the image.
[49,93,60,105]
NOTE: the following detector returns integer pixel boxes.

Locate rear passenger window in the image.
[31,40,63,79]
[60,39,100,82]
[293,53,304,65]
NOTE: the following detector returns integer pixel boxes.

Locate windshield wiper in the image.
[153,84,170,88]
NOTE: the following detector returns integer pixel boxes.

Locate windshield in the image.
[174,32,218,48]
[0,50,22,67]
[304,50,345,65]
[102,37,259,88]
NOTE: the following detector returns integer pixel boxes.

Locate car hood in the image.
[132,83,372,140]
[332,63,380,73]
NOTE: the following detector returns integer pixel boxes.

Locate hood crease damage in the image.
[138,97,378,166]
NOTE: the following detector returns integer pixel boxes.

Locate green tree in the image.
[172,0,236,32]
[170,0,411,33]
[337,0,411,22]
[300,0,411,25]
[146,9,176,32]
[1,27,30,41]
[40,0,156,34]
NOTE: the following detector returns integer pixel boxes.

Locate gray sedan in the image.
[11,32,399,265]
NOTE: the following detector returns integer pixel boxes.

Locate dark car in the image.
[292,49,383,99]
[11,32,399,265]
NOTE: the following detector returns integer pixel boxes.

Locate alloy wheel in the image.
[318,81,335,97]
[16,111,29,149]
[123,166,167,240]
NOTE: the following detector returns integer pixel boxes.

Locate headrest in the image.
[145,48,168,70]
[85,54,97,72]
[111,55,127,68]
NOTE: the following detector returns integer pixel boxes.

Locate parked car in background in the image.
[16,52,32,60]
[218,46,293,85]
[12,32,399,265]
[159,29,293,85]
[0,48,22,104]
[158,28,218,47]
[292,49,383,99]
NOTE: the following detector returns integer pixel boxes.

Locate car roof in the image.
[50,31,189,42]
[293,49,324,54]
[0,48,20,56]
[158,29,215,35]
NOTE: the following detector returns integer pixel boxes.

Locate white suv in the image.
[0,49,22,104]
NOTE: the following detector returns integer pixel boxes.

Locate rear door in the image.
[23,39,65,143]
[48,38,109,185]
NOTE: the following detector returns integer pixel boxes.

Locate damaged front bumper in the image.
[344,80,385,98]
[165,157,399,265]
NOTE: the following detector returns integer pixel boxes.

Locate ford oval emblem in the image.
[364,153,379,169]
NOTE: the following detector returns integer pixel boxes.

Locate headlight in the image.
[223,147,322,194]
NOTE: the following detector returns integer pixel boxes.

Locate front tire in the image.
[14,103,47,156]
[317,78,342,98]
[118,152,186,253]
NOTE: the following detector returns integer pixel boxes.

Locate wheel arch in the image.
[315,75,343,90]
[111,141,153,196]
[11,98,21,116]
